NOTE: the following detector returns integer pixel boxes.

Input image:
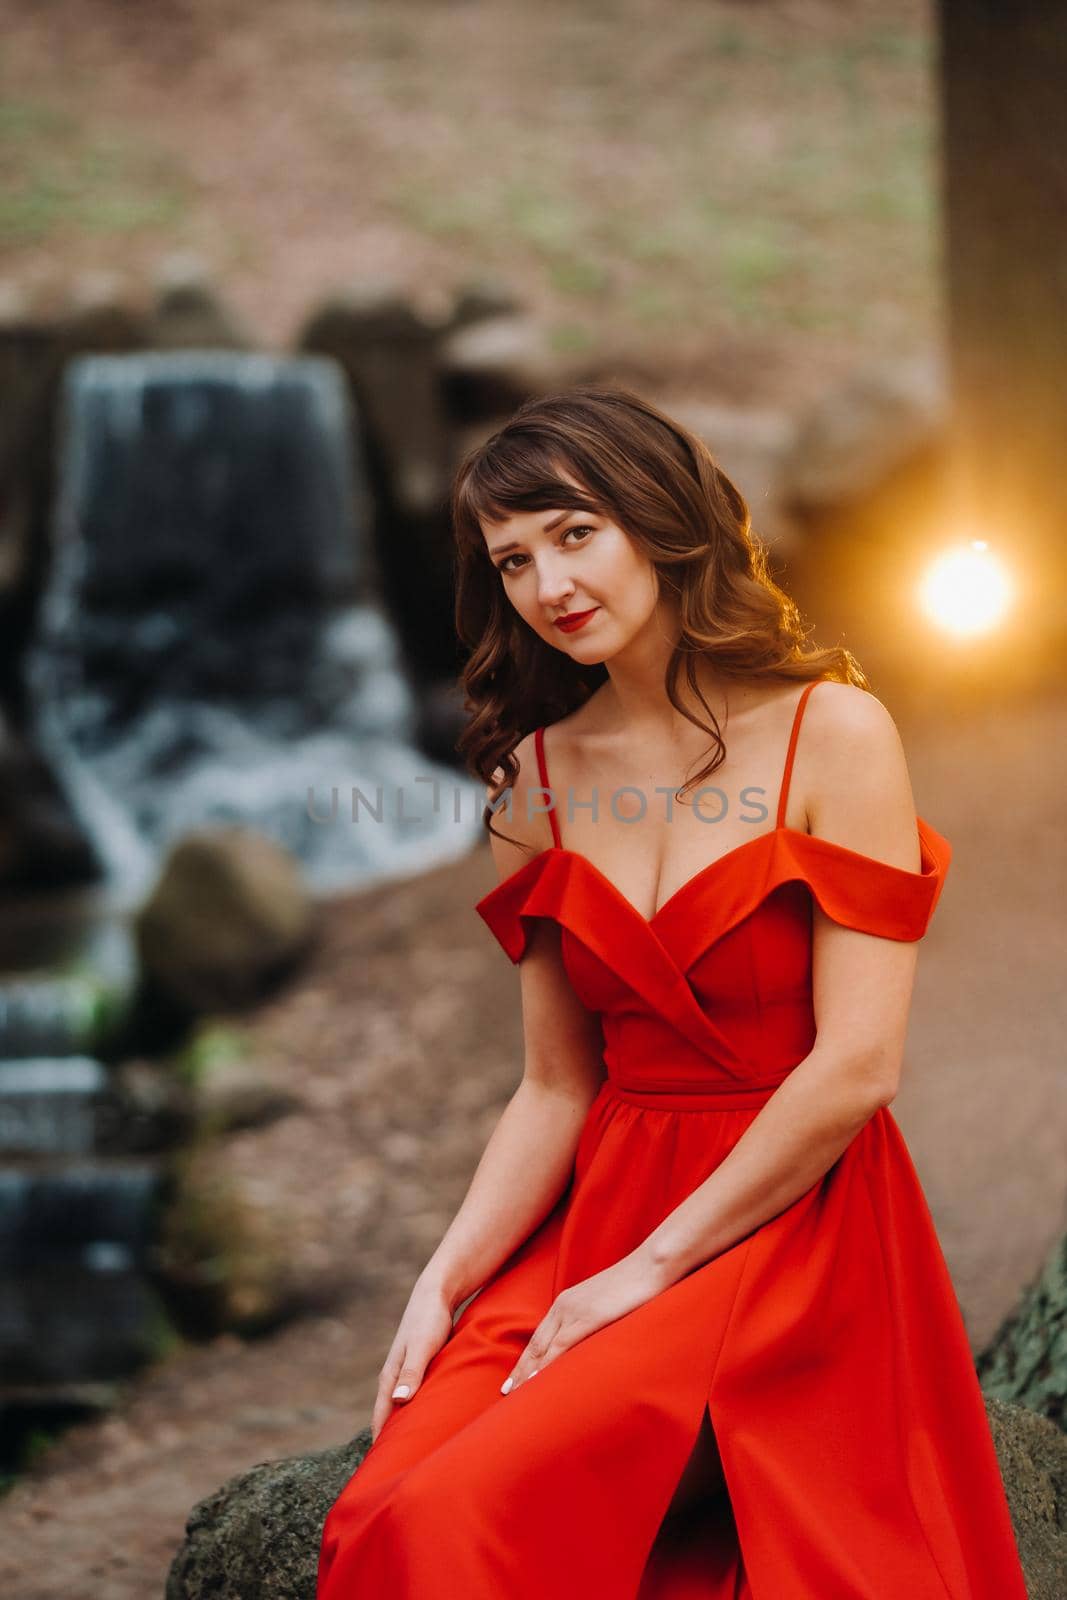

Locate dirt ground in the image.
[1,688,1064,1600]
[1,0,937,415]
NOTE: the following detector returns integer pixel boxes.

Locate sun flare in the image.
[917,540,1015,638]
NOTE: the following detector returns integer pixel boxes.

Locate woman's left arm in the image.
[640,686,924,1278]
[500,688,927,1395]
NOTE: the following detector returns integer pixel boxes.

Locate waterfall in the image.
[23,350,483,907]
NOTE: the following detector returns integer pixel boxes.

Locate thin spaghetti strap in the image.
[533,725,563,849]
[775,680,822,828]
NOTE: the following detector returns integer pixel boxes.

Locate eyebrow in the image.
[487,509,580,558]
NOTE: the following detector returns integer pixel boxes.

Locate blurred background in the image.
[0,2,1064,1595]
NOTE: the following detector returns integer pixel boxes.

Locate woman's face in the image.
[481,471,667,664]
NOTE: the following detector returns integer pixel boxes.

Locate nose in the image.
[538,575,574,608]
[536,557,576,609]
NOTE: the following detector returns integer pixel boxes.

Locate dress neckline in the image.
[478,818,944,934]
[530,680,822,921]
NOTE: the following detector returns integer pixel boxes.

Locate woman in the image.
[317,386,1028,1597]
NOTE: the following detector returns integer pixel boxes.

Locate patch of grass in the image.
[390,178,493,239]
[781,298,863,334]
[856,25,930,66]
[0,98,188,244]
[548,320,597,352]
[623,281,690,330]
[0,98,74,142]
[0,1422,61,1490]
[721,222,791,298]
[710,22,747,60]
[500,180,582,256]
[622,227,686,267]
[171,1021,249,1089]
[547,254,611,297]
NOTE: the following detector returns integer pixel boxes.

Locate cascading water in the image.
[23,349,484,906]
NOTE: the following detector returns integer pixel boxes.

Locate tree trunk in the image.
[937,0,1067,665]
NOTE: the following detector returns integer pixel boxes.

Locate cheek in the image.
[511,584,550,633]
[604,531,655,588]
[608,545,658,618]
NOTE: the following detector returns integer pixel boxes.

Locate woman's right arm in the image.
[370,734,606,1439]
[417,909,606,1311]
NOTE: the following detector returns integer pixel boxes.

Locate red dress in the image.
[316,679,1028,1599]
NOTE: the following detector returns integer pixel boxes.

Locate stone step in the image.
[0,1056,122,1155]
[0,1261,167,1384]
[0,1157,165,1268]
[0,974,114,1060]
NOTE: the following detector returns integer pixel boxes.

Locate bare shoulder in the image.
[484,729,556,884]
[799,682,920,870]
[801,679,903,757]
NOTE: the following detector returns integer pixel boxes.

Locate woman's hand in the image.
[500,1247,668,1396]
[370,1275,455,1443]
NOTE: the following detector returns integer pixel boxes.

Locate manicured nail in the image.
[500,1376,513,1394]
[528,1368,539,1378]
[392,1383,410,1399]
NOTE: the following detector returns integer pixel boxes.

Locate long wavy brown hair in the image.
[451,384,868,845]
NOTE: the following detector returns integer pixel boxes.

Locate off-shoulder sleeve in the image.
[788,818,951,942]
[474,852,555,963]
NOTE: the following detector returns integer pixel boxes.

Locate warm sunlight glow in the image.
[917,540,1015,638]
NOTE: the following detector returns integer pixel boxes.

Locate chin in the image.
[559,635,610,660]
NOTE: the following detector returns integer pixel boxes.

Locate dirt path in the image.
[1,691,1064,1599]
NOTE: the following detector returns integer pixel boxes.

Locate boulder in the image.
[985,1395,1067,1599]
[438,309,573,422]
[297,282,451,521]
[443,274,524,334]
[775,353,947,517]
[166,1398,1064,1599]
[190,1053,303,1137]
[135,827,316,1015]
[147,253,252,349]
[153,1131,329,1339]
[166,1430,370,1600]
[296,282,459,680]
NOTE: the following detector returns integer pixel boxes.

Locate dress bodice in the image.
[475,681,952,1090]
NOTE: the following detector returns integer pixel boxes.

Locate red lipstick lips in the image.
[553,607,599,634]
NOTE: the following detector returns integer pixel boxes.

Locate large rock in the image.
[135,827,316,1015]
[985,1396,1067,1600]
[437,308,571,422]
[166,1429,370,1600]
[296,283,458,681]
[147,254,252,350]
[153,1128,333,1339]
[166,1399,1064,1600]
[775,353,947,516]
[297,282,451,522]
[0,281,145,733]
[662,399,799,557]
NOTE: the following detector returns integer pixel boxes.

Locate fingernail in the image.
[500,1376,513,1394]
[392,1383,410,1399]
[528,1368,539,1378]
